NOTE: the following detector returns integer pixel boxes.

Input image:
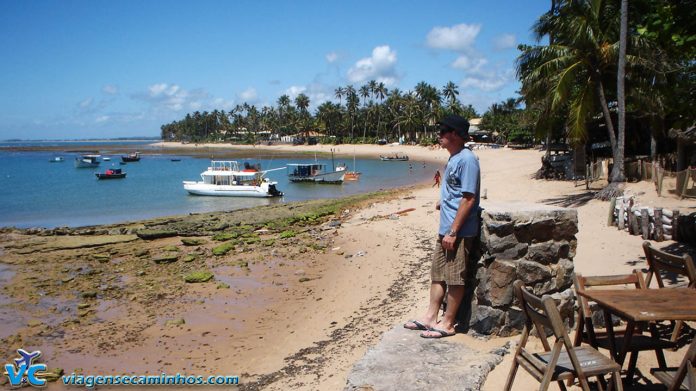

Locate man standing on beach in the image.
[404,114,480,338]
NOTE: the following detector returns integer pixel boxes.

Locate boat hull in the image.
[75,159,100,168]
[96,173,126,179]
[380,157,409,161]
[183,182,282,197]
[288,170,345,184]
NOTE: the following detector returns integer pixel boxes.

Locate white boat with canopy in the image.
[286,163,345,184]
[74,154,101,168]
[183,161,284,197]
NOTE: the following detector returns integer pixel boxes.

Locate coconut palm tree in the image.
[334,86,345,107]
[613,0,628,183]
[517,0,622,164]
[295,93,311,138]
[374,82,387,139]
[359,85,371,141]
[345,85,358,140]
[442,81,460,112]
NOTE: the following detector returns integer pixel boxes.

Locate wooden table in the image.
[578,288,696,381]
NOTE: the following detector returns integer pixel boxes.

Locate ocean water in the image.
[0,145,439,228]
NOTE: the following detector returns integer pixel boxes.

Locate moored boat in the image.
[121,152,141,162]
[95,168,126,179]
[287,163,345,184]
[49,156,64,163]
[74,155,100,168]
[379,153,409,161]
[335,163,360,181]
[183,161,283,197]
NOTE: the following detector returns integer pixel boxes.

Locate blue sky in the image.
[0,0,550,139]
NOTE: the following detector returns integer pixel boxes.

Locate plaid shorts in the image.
[431,235,474,285]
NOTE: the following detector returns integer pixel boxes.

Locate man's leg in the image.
[420,285,464,337]
[404,281,445,330]
[440,285,464,331]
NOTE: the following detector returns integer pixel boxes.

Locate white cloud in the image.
[493,33,517,50]
[347,45,398,86]
[79,98,93,109]
[239,87,258,102]
[460,77,506,92]
[134,83,192,112]
[212,98,235,111]
[285,85,307,100]
[326,52,338,63]
[102,84,119,95]
[95,115,110,123]
[451,56,488,74]
[426,24,481,52]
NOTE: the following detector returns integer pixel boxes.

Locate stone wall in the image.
[459,202,578,336]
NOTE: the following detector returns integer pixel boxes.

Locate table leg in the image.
[618,321,635,366]
[604,309,618,361]
[649,322,668,369]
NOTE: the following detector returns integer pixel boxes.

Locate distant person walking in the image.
[433,170,441,188]
[404,114,480,338]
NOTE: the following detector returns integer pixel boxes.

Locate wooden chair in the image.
[651,337,696,391]
[504,280,623,391]
[573,270,673,381]
[643,241,696,344]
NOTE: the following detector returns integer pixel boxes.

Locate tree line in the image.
[160,81,480,145]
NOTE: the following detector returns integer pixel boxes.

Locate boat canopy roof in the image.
[286,163,326,167]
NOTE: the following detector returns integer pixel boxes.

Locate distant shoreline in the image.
[151,141,450,164]
[1,140,451,165]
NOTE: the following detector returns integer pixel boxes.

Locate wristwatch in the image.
[446,228,457,237]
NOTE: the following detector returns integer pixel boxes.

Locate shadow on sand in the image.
[541,191,597,208]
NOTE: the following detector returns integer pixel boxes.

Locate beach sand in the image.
[2,142,695,390]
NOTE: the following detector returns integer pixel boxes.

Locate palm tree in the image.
[613,0,628,183]
[359,84,371,141]
[334,86,345,107]
[345,85,357,140]
[374,82,387,139]
[415,81,441,139]
[442,81,459,112]
[517,0,622,164]
[295,93,310,138]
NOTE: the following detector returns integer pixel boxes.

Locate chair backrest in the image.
[513,280,572,348]
[574,270,646,320]
[643,241,696,289]
[671,337,696,389]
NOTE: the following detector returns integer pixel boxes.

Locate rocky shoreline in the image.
[0,189,408,386]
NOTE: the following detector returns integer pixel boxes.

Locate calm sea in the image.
[0,141,439,228]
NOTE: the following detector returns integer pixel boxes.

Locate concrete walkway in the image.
[345,326,507,391]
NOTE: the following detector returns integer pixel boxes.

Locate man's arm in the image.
[441,193,475,251]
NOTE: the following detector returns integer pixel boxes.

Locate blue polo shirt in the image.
[439,148,480,238]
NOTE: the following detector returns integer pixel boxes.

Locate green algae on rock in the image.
[184,271,214,283]
[212,241,235,256]
[181,238,206,246]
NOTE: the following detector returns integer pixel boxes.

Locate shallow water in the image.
[0,147,438,228]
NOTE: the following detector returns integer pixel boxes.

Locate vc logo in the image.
[4,349,47,388]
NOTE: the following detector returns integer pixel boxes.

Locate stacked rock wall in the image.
[461,203,578,336]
